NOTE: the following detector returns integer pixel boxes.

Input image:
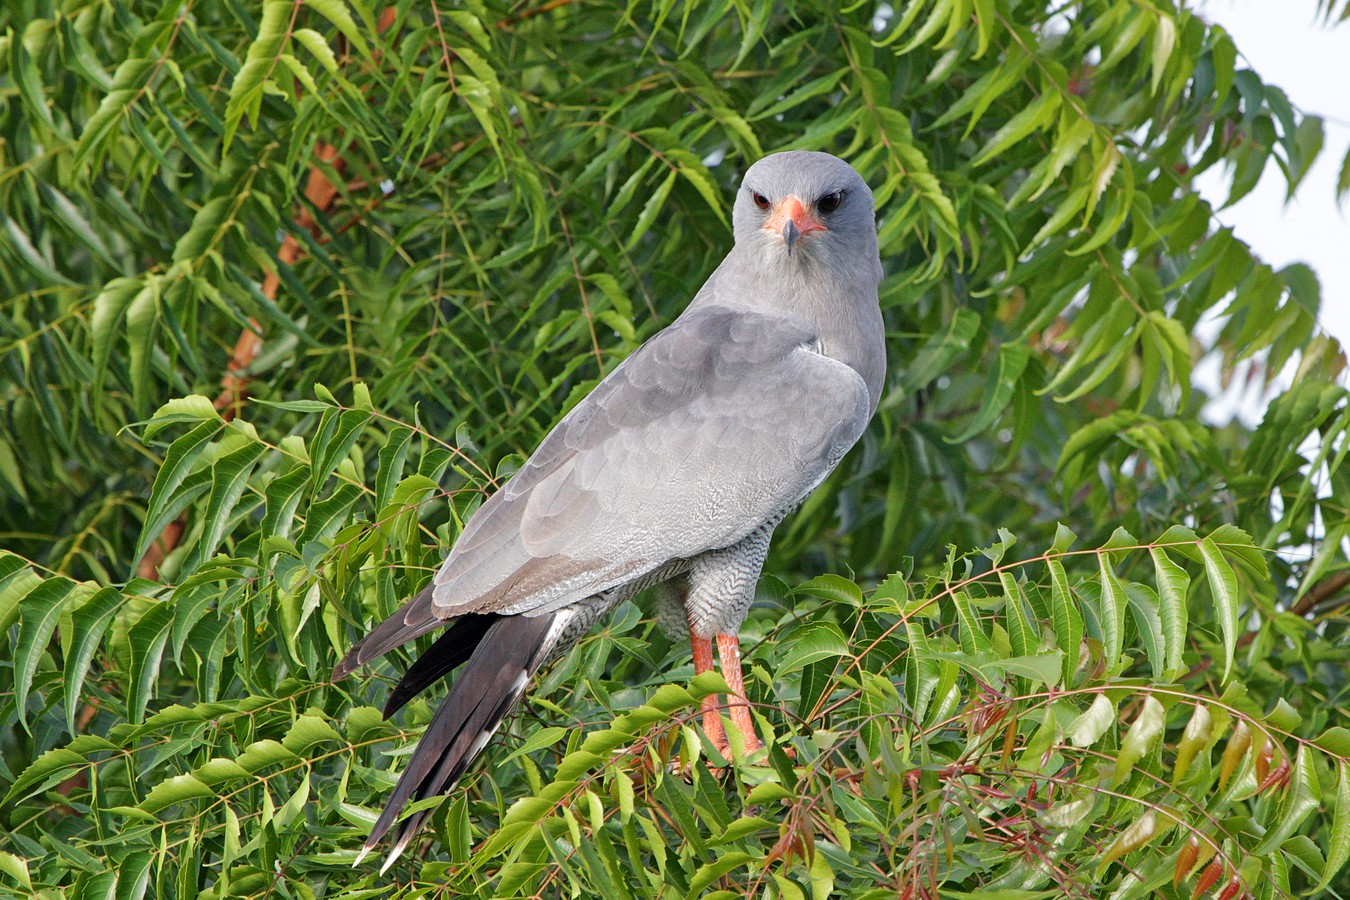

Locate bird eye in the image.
[752,191,770,210]
[817,191,844,214]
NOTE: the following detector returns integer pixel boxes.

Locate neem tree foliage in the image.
[2,1,1349,897]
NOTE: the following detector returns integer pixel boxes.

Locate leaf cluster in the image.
[1,0,1348,897]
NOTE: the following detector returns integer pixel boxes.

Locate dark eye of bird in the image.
[752,192,770,210]
[818,191,844,214]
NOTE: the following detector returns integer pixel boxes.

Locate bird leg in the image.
[690,633,729,756]
[716,632,763,753]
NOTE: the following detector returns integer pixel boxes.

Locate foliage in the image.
[1,0,1348,897]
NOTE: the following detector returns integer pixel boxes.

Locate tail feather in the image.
[363,611,564,867]
[332,583,441,681]
[381,613,497,718]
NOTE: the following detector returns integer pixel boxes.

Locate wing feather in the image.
[431,305,871,618]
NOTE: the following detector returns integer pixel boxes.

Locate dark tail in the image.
[332,583,449,682]
[380,613,497,718]
[357,611,563,871]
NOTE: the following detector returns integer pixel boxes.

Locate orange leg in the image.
[691,634,729,756]
[717,632,763,753]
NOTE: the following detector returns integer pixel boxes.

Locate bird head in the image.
[732,151,877,268]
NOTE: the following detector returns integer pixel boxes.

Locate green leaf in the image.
[777,622,850,673]
[1150,13,1177,95]
[979,652,1063,687]
[1113,696,1164,787]
[143,395,223,442]
[181,439,267,574]
[1046,557,1082,684]
[951,590,994,655]
[1124,582,1164,680]
[626,169,678,250]
[1198,537,1240,683]
[687,852,756,898]
[1001,572,1035,660]
[972,91,1061,168]
[1097,552,1126,675]
[3,747,88,806]
[127,603,174,724]
[794,574,864,605]
[10,32,56,131]
[139,774,215,814]
[262,465,312,541]
[1172,704,1212,785]
[90,277,144,392]
[1254,745,1322,854]
[1313,759,1350,891]
[1068,694,1116,748]
[125,278,161,412]
[14,577,77,723]
[1149,547,1190,679]
[282,715,341,754]
[1097,810,1160,877]
[947,343,1030,443]
[900,307,981,394]
[667,148,728,227]
[311,408,372,484]
[135,420,224,565]
[501,726,569,764]
[292,27,339,74]
[375,426,414,510]
[62,587,125,734]
[0,852,31,891]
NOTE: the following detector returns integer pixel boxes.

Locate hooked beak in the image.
[765,196,826,255]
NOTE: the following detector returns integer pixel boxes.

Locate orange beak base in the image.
[765,196,827,254]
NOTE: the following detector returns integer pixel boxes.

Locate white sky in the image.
[1195,0,1350,347]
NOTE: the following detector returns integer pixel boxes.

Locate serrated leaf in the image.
[626,169,678,251]
[62,586,125,733]
[127,603,173,724]
[1097,553,1126,675]
[947,343,1030,443]
[687,852,756,897]
[1098,810,1158,875]
[1125,582,1164,679]
[777,622,850,673]
[1313,759,1350,891]
[0,852,31,891]
[1254,745,1321,854]
[1149,545,1190,679]
[951,590,994,655]
[1046,557,1082,684]
[1198,537,1240,683]
[139,773,215,814]
[292,27,338,74]
[14,577,77,722]
[1113,696,1164,787]
[1173,704,1212,785]
[90,277,144,392]
[262,465,311,542]
[973,91,1061,168]
[794,574,863,605]
[502,726,569,764]
[3,747,88,806]
[303,0,370,56]
[144,395,223,442]
[135,420,223,564]
[1068,694,1116,748]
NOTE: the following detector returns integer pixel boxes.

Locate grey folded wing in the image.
[430,304,872,618]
